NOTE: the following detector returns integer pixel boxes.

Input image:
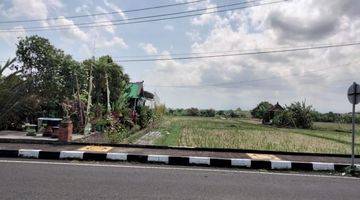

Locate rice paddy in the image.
[152,116,360,154]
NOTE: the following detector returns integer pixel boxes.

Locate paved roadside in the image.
[0,142,359,164]
[0,159,359,200]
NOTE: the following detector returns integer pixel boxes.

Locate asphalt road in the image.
[0,159,359,200]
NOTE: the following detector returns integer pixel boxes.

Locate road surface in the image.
[0,159,359,200]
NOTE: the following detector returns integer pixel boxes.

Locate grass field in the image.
[152,116,360,154]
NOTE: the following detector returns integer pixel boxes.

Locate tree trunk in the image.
[105,72,111,115]
[84,63,93,134]
[75,74,84,127]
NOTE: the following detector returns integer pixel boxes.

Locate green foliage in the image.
[273,110,295,127]
[200,109,216,117]
[311,111,360,124]
[154,104,166,121]
[105,123,129,144]
[0,35,134,131]
[273,101,313,129]
[167,108,248,118]
[251,101,273,118]
[167,108,186,116]
[15,36,82,103]
[137,106,154,129]
[112,94,129,117]
[186,107,200,116]
[84,56,129,107]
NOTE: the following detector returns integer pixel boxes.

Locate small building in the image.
[262,102,284,124]
[125,81,155,122]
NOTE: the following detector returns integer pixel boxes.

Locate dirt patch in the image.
[135,131,162,145]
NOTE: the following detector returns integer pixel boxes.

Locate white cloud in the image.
[191,2,220,26]
[103,0,127,20]
[97,36,128,49]
[94,6,116,34]
[51,16,89,42]
[139,43,158,55]
[186,30,201,41]
[0,26,26,46]
[2,0,62,19]
[144,0,360,112]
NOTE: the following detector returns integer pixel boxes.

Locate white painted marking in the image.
[231,158,251,167]
[189,156,210,165]
[106,153,127,161]
[0,159,357,180]
[18,149,41,158]
[271,160,292,169]
[312,162,335,171]
[59,151,84,159]
[148,155,169,164]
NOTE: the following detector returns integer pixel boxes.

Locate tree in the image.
[15,35,84,117]
[251,101,273,118]
[88,56,129,108]
[186,108,200,116]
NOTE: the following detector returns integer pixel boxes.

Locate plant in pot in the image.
[59,100,73,142]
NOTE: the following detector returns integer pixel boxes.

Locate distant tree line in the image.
[166,108,249,118]
[250,101,359,130]
[310,111,360,124]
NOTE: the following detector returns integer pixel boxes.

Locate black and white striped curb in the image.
[0,149,357,171]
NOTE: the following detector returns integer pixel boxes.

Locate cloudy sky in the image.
[0,0,359,113]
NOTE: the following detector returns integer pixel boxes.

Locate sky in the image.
[0,0,360,113]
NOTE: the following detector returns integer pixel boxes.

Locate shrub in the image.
[154,104,166,121]
[216,110,225,116]
[251,101,273,119]
[273,110,295,127]
[186,107,200,116]
[105,123,129,144]
[200,109,216,117]
[273,101,313,129]
[137,106,154,129]
[225,110,239,118]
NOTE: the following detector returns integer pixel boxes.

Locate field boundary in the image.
[1,139,359,158]
[0,149,357,172]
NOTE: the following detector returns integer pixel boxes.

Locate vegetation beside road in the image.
[152,116,360,154]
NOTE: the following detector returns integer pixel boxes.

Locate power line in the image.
[0,0,287,32]
[0,0,208,24]
[4,0,267,30]
[145,61,358,88]
[106,40,360,59]
[1,40,359,63]
[113,41,360,62]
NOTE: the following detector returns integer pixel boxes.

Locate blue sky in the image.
[1,0,360,113]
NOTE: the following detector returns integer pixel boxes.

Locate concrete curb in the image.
[0,149,356,172]
[1,140,360,158]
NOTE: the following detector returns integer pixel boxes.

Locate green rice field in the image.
[151,116,360,154]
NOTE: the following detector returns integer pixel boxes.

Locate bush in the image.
[186,107,200,116]
[105,123,129,144]
[251,101,273,118]
[137,106,154,129]
[273,110,295,127]
[225,110,238,118]
[200,109,216,117]
[273,101,313,129]
[154,104,166,121]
